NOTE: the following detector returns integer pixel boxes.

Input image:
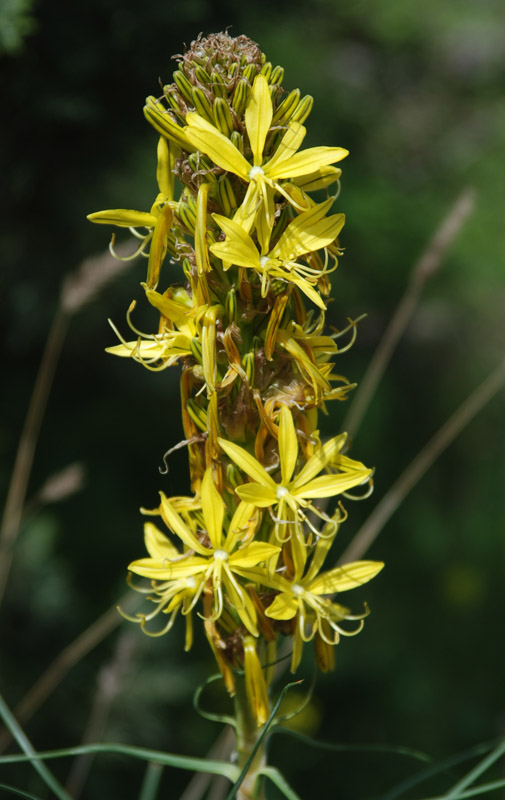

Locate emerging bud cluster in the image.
[88,32,383,725]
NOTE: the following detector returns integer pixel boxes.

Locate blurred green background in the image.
[1,0,504,797]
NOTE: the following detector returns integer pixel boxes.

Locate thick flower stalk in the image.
[89,31,383,797]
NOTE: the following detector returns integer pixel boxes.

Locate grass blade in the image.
[0,784,44,800]
[139,762,164,800]
[419,777,505,800]
[261,766,303,800]
[342,187,475,441]
[443,739,505,800]
[339,357,505,565]
[381,737,504,800]
[0,693,72,800]
[0,741,239,782]
[271,727,430,763]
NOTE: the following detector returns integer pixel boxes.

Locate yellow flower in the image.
[87,137,176,288]
[263,558,384,672]
[184,75,348,251]
[219,407,371,574]
[128,469,280,636]
[210,197,344,309]
[219,407,370,522]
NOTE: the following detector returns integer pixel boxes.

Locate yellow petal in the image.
[202,306,219,395]
[223,571,258,636]
[235,482,277,508]
[218,438,277,489]
[232,180,260,234]
[295,469,371,499]
[159,493,209,555]
[210,214,260,269]
[310,560,384,595]
[144,289,192,327]
[156,136,175,198]
[143,522,180,560]
[265,592,298,620]
[127,556,208,580]
[225,501,256,552]
[87,209,158,228]
[245,75,273,167]
[195,182,211,275]
[294,165,342,192]
[201,469,224,549]
[147,204,172,288]
[278,406,298,485]
[272,270,326,309]
[185,112,250,179]
[267,146,348,180]
[264,122,306,173]
[271,200,345,262]
[292,433,347,488]
[229,541,280,569]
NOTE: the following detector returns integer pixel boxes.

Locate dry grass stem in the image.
[0,592,139,752]
[0,245,133,608]
[179,727,235,800]
[343,187,476,441]
[65,631,137,797]
[339,357,505,565]
[60,243,133,314]
[0,309,70,608]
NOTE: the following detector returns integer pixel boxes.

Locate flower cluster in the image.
[89,32,383,725]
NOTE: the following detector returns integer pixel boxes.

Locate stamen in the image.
[249,165,265,180]
[126,301,156,339]
[109,231,153,261]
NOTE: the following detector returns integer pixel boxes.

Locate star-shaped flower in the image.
[184,75,348,251]
[263,557,384,672]
[210,197,344,309]
[219,407,371,573]
[128,469,280,636]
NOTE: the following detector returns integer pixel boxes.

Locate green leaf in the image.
[0,743,239,783]
[271,727,431,763]
[381,737,504,800]
[193,674,236,728]
[443,739,505,800]
[0,784,44,800]
[138,762,164,800]
[0,693,72,800]
[420,778,505,800]
[261,766,303,800]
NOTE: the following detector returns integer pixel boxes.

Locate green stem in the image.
[233,677,267,800]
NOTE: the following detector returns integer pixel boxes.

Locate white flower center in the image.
[292,584,303,596]
[186,577,197,589]
[259,256,269,270]
[213,550,229,562]
[276,485,290,499]
[249,165,265,180]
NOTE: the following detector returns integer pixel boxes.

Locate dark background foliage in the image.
[1,0,504,797]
